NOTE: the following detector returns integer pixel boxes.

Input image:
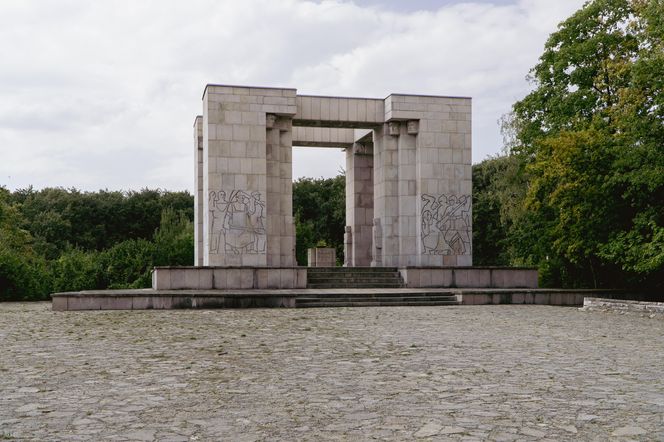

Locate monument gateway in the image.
[194,84,472,269]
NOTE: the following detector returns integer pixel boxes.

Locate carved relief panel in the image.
[209,190,266,255]
[420,194,471,255]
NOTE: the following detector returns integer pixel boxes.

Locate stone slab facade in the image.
[152,266,307,290]
[459,290,585,306]
[399,267,538,289]
[195,84,472,269]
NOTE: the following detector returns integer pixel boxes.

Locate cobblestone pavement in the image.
[1,302,663,441]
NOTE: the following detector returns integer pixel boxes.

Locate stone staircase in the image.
[299,267,460,308]
[306,267,404,289]
[296,290,460,308]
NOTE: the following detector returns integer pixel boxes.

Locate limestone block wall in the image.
[202,85,297,267]
[294,96,384,126]
[292,127,355,148]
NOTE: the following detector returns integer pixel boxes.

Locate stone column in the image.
[372,122,400,266]
[193,116,204,266]
[345,141,374,266]
[397,121,418,266]
[266,115,281,266]
[279,120,295,266]
[343,226,352,267]
[266,115,295,267]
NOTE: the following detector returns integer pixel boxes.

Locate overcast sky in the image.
[0,0,585,192]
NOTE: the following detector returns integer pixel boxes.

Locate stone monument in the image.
[53,83,541,310]
[194,84,472,269]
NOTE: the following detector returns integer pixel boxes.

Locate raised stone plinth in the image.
[152,266,307,290]
[51,288,630,311]
[51,267,552,310]
[51,289,296,311]
[399,267,539,288]
[307,248,336,267]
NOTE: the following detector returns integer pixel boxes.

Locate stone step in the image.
[306,267,399,273]
[296,300,460,308]
[296,291,459,308]
[307,283,404,289]
[306,276,403,283]
[308,269,400,274]
[307,270,401,277]
[297,292,457,300]
[307,267,404,289]
[297,296,458,303]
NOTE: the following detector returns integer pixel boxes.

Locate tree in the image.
[472,157,512,266]
[507,0,664,287]
[292,176,346,265]
[0,187,50,300]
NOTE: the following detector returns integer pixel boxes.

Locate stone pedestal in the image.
[307,248,336,267]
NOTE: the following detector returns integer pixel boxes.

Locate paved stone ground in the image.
[1,302,663,441]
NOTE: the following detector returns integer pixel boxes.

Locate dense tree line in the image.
[0,188,195,301]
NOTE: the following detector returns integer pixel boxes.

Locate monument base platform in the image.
[51,288,297,311]
[151,266,540,290]
[51,287,632,311]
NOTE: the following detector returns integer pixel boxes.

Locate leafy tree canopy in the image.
[506,0,664,287]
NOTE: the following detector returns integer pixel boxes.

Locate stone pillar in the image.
[279,120,295,266]
[343,226,352,266]
[202,85,296,267]
[374,94,472,267]
[397,121,418,266]
[266,115,281,266]
[307,248,316,267]
[372,122,400,266]
[345,141,374,266]
[266,114,295,267]
[372,218,382,266]
[411,99,473,267]
[193,116,204,266]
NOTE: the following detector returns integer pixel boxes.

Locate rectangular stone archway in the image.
[194,84,472,268]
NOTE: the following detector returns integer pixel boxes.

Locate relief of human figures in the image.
[421,194,471,255]
[209,190,266,255]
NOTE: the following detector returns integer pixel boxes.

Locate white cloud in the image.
[0,0,585,191]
